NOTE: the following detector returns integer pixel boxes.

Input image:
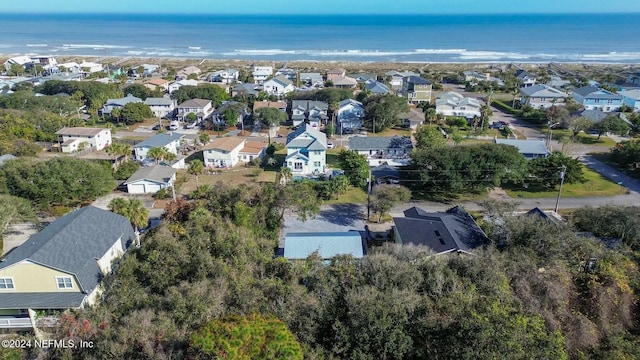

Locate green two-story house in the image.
[402,76,433,105]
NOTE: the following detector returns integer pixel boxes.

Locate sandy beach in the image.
[3,54,638,78]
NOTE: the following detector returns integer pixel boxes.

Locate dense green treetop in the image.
[172,84,229,106]
[0,157,115,207]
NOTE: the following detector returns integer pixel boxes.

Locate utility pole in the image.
[366,167,372,221]
[554,165,566,213]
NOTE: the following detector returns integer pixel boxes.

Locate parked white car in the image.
[169,121,180,130]
[327,142,335,149]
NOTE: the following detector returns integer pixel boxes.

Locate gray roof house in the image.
[0,206,135,316]
[519,84,567,109]
[285,124,328,176]
[125,165,177,194]
[144,97,177,118]
[494,138,550,160]
[99,94,142,116]
[364,79,390,94]
[349,136,413,166]
[300,73,324,87]
[134,132,184,161]
[515,69,537,87]
[290,100,329,127]
[393,206,489,255]
[231,83,261,97]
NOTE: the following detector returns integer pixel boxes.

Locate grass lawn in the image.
[542,129,617,147]
[323,187,368,205]
[367,127,412,137]
[503,168,627,198]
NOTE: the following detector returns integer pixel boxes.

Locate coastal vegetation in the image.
[6,182,638,359]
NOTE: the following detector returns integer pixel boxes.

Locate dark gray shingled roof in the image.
[0,293,86,309]
[393,206,489,254]
[404,76,432,85]
[348,136,413,151]
[0,206,136,294]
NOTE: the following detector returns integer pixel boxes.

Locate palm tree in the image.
[424,108,437,125]
[109,198,149,248]
[279,167,292,185]
[188,160,205,189]
[105,142,132,169]
[199,132,210,146]
[147,146,168,164]
[111,107,121,126]
[108,197,128,214]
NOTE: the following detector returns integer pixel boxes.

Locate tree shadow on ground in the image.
[318,203,364,227]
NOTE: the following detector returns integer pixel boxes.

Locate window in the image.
[314,161,321,167]
[0,278,14,290]
[56,277,73,289]
[294,162,303,170]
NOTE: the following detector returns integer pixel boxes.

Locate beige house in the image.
[202,137,246,168]
[239,141,267,163]
[55,127,112,153]
[326,67,347,81]
[144,77,170,92]
[0,206,135,328]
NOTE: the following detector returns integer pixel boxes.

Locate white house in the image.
[58,61,103,74]
[516,70,537,87]
[519,84,567,109]
[348,136,413,166]
[435,91,482,119]
[300,72,323,87]
[55,127,112,153]
[385,70,419,89]
[337,99,365,129]
[134,132,183,161]
[125,165,177,194]
[168,79,198,93]
[263,75,294,96]
[176,98,212,121]
[99,94,142,116]
[209,69,239,84]
[202,137,246,168]
[252,66,273,84]
[3,56,33,72]
[463,71,505,86]
[144,97,177,118]
[285,124,327,175]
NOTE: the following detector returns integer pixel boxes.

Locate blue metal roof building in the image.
[283,232,365,260]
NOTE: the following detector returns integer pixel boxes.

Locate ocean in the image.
[1,13,640,63]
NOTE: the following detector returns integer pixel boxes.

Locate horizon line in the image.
[2,11,639,16]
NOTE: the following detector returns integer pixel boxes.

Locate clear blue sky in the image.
[6,0,640,14]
